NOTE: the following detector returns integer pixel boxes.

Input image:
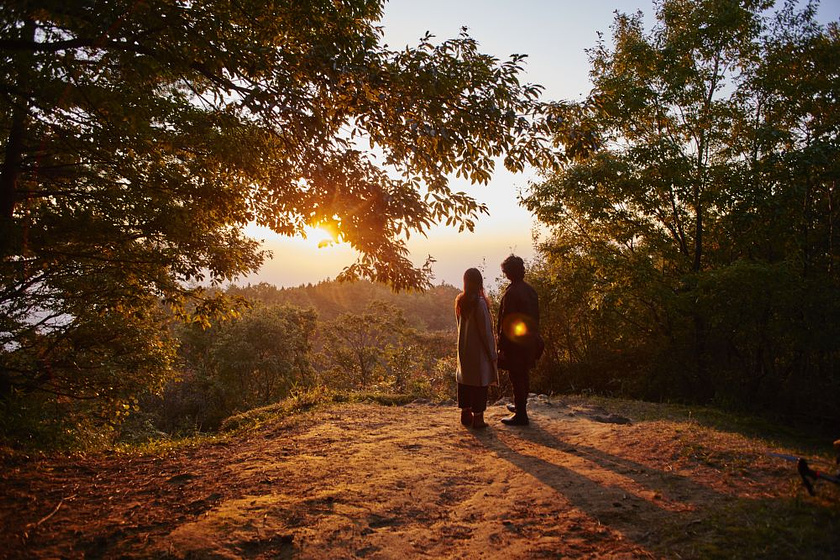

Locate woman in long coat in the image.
[455,268,497,428]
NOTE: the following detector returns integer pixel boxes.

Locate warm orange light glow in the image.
[512,321,528,337]
[502,313,535,345]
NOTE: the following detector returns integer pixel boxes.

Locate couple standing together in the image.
[455,255,540,429]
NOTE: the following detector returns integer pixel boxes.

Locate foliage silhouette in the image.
[525,0,840,423]
[0,1,555,444]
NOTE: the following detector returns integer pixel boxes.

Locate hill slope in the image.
[2,397,838,558]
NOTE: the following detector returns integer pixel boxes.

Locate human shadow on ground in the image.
[468,420,736,550]
[520,420,735,509]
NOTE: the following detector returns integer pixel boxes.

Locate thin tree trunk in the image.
[0,20,35,225]
[0,109,25,220]
[802,174,812,279]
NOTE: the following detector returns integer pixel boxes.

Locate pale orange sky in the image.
[240,0,839,289]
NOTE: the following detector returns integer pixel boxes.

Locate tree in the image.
[158,304,317,431]
[318,300,407,389]
[382,328,455,393]
[213,305,316,409]
[525,0,840,420]
[0,0,555,435]
[528,0,775,394]
[532,0,776,271]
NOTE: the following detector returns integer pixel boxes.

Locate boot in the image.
[501,414,529,426]
[460,408,473,427]
[472,412,488,429]
[502,395,529,425]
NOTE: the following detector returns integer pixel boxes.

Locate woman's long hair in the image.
[455,268,491,319]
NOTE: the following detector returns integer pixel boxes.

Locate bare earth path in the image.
[2,397,839,558]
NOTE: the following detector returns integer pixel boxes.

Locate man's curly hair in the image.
[501,254,525,281]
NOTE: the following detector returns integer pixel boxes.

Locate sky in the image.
[241,0,840,289]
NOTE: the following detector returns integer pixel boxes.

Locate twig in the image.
[33,495,76,528]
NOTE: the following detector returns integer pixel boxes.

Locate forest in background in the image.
[141,281,461,437]
[8,281,463,446]
[1,1,838,450]
[226,280,459,331]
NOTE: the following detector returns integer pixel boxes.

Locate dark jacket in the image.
[497,279,540,370]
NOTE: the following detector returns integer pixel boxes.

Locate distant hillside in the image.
[227,280,460,331]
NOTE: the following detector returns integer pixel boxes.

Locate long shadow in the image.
[467,421,735,551]
[518,421,733,510]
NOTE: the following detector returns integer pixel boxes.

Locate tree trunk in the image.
[0,109,25,220]
[0,20,34,225]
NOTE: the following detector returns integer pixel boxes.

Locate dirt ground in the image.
[2,396,838,559]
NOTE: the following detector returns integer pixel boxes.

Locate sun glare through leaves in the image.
[305,223,342,249]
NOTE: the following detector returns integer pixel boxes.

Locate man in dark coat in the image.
[497,255,540,426]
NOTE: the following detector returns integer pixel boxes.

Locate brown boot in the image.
[472,412,488,429]
[460,408,473,426]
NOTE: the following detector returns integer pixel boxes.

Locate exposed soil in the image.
[2,396,839,559]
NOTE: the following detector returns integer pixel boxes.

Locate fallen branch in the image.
[33,494,76,528]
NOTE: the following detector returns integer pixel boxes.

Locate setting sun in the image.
[304,223,341,249]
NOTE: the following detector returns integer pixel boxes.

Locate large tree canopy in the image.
[0,0,556,428]
[524,0,840,421]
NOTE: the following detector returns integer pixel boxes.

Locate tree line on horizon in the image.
[225,280,459,331]
[1,0,838,448]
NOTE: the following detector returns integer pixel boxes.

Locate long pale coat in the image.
[456,297,498,387]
